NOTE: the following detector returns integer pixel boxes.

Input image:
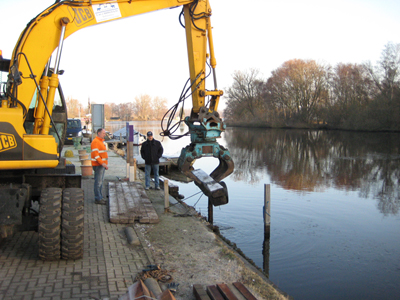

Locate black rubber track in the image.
[38,188,62,261]
[61,188,84,260]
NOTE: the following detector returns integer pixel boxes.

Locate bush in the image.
[64,150,74,158]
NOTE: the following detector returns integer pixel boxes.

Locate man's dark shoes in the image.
[95,199,107,205]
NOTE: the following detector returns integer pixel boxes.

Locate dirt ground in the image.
[134,187,289,300]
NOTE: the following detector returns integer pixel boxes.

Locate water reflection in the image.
[106,122,400,299]
[225,128,400,216]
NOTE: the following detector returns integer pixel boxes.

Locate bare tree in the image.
[268,59,330,123]
[224,69,266,122]
[363,42,400,130]
[65,97,81,118]
[109,103,120,119]
[104,103,112,120]
[118,102,135,121]
[133,94,152,120]
[331,63,372,107]
[152,96,168,120]
[328,63,375,126]
[365,42,400,103]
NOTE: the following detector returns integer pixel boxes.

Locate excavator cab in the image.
[0,50,10,100]
[23,76,67,149]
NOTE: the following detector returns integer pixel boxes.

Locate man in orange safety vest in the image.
[91,128,108,205]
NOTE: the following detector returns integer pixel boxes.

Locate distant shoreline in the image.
[225,122,400,133]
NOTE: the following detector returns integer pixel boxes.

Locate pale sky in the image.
[1,0,399,111]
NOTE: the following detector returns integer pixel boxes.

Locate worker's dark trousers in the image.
[93,165,106,201]
[144,164,159,189]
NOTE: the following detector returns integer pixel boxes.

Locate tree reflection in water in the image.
[225,128,400,215]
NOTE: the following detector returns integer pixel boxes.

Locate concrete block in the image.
[125,227,140,246]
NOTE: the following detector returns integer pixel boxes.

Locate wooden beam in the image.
[126,279,153,299]
[157,288,176,300]
[193,284,211,300]
[206,285,225,300]
[216,283,239,300]
[191,169,225,198]
[232,282,258,300]
[226,284,246,300]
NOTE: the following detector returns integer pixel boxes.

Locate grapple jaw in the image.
[177,107,234,206]
[177,142,234,206]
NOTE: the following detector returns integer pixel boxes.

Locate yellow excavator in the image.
[0,0,233,260]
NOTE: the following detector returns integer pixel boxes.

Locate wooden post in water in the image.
[208,198,213,224]
[263,184,271,276]
[263,236,270,278]
[164,179,169,213]
[264,184,271,239]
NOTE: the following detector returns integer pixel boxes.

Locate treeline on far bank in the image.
[223,42,400,132]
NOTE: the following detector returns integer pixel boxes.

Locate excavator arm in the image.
[2,0,233,204]
[176,1,234,205]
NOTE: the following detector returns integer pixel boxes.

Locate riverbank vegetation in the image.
[223,42,400,131]
[66,94,169,121]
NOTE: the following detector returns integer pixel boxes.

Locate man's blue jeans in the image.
[145,164,159,188]
[93,165,106,201]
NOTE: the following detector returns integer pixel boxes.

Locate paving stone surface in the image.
[0,178,152,300]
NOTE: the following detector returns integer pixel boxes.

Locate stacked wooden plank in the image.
[194,282,258,300]
[109,181,159,224]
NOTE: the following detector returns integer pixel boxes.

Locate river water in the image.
[106,121,400,300]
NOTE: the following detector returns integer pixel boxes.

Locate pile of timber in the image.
[194,282,258,300]
[109,181,159,224]
[119,280,258,300]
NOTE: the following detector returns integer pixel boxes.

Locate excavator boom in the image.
[1,0,233,203]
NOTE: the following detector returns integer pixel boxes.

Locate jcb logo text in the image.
[67,7,94,27]
[0,133,17,152]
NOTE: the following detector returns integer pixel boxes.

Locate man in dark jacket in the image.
[140,131,164,190]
